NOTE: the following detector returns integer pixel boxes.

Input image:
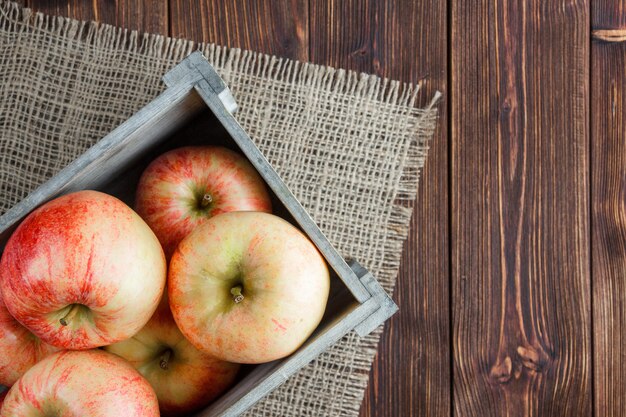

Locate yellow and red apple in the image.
[0,350,159,416]
[135,146,272,258]
[105,296,239,416]
[0,190,166,350]
[0,290,59,386]
[169,211,330,364]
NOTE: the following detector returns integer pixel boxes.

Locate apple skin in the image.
[0,190,167,350]
[0,290,59,386]
[169,211,330,364]
[0,350,159,416]
[105,296,240,416]
[135,146,272,258]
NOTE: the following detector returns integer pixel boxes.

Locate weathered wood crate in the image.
[0,52,398,417]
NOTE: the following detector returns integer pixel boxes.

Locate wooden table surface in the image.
[23,1,625,416]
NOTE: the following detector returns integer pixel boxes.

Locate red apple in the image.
[135,146,272,258]
[169,211,330,364]
[0,290,59,386]
[0,190,166,350]
[0,350,159,416]
[105,296,240,416]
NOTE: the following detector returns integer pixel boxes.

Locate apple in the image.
[0,190,166,350]
[105,296,240,416]
[0,390,6,411]
[0,289,59,386]
[0,350,159,416]
[169,211,330,364]
[135,146,272,258]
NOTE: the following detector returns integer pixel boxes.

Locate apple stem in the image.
[159,350,172,370]
[59,304,81,326]
[231,285,244,304]
[200,193,213,208]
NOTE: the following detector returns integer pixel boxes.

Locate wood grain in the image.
[451,0,591,416]
[309,1,450,416]
[592,3,626,416]
[26,0,168,34]
[169,0,309,61]
[592,1,626,29]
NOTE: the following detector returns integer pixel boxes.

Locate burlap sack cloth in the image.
[0,1,439,415]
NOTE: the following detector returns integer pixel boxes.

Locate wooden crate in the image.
[0,52,398,417]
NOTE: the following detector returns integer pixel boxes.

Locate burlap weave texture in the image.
[0,1,439,415]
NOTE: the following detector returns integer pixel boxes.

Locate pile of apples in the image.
[0,146,330,416]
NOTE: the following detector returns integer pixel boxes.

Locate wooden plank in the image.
[451,0,591,415]
[26,0,168,34]
[169,0,309,61]
[592,3,626,416]
[309,1,450,416]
